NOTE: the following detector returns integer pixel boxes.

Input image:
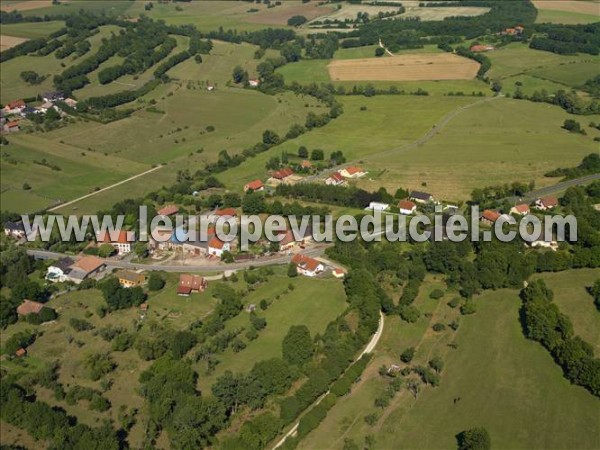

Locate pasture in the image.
[0,20,64,39]
[487,43,598,87]
[327,53,480,82]
[299,284,600,449]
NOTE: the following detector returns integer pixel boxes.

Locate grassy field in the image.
[299,283,600,449]
[487,43,598,86]
[534,269,600,354]
[0,20,64,39]
[195,273,348,392]
[533,0,600,24]
[0,134,148,213]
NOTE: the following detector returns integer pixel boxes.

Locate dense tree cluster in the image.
[530,22,600,56]
[98,277,146,310]
[545,153,600,180]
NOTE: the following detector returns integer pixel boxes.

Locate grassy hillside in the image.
[298,284,600,450]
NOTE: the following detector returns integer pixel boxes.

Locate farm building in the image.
[510,204,530,215]
[340,166,366,179]
[332,268,346,279]
[116,270,146,288]
[3,99,25,115]
[292,254,324,277]
[16,299,45,316]
[398,200,417,215]
[4,221,25,239]
[272,167,294,180]
[67,256,106,284]
[46,257,74,283]
[325,172,345,186]
[409,191,434,204]
[244,179,264,192]
[535,196,559,211]
[97,230,135,254]
[177,274,207,296]
[470,44,495,52]
[367,202,389,211]
[480,209,501,225]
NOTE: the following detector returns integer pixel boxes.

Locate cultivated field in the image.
[298,283,600,449]
[328,54,480,82]
[533,0,600,15]
[401,0,490,21]
[0,35,27,52]
[0,0,54,12]
[244,1,334,25]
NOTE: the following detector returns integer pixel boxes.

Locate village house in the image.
[208,236,231,257]
[340,166,366,179]
[367,202,389,212]
[248,79,260,87]
[398,200,417,215]
[292,254,324,277]
[325,172,345,186]
[510,204,530,216]
[17,299,49,317]
[529,239,559,251]
[480,209,501,226]
[3,120,20,133]
[46,257,74,283]
[300,160,312,169]
[97,230,135,254]
[3,99,26,115]
[149,227,174,252]
[42,91,65,103]
[15,348,27,358]
[116,270,146,288]
[64,98,78,109]
[209,207,238,224]
[535,196,559,211]
[67,256,106,284]
[36,101,55,114]
[157,205,179,217]
[272,167,294,181]
[244,179,264,192]
[409,191,434,204]
[502,25,524,36]
[177,274,207,296]
[332,268,346,279]
[470,44,495,52]
[4,221,26,239]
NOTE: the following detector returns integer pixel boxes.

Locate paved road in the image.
[272,311,385,450]
[506,173,600,204]
[48,166,163,212]
[26,246,327,272]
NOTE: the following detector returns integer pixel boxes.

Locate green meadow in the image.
[0,20,65,39]
[535,8,600,25]
[299,279,600,449]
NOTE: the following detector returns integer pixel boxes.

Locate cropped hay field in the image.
[327,53,480,81]
[244,1,333,25]
[0,35,27,52]
[401,0,490,21]
[0,0,54,12]
[533,1,599,15]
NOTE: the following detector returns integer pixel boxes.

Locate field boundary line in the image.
[48,165,163,212]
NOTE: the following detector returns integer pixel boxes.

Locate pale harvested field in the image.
[0,34,27,52]
[0,0,53,12]
[309,3,401,22]
[245,1,334,25]
[532,1,600,15]
[401,1,490,21]
[327,53,480,82]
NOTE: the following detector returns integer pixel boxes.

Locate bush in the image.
[429,289,444,299]
[432,323,446,332]
[447,297,461,308]
[460,301,477,315]
[147,272,165,291]
[400,347,415,363]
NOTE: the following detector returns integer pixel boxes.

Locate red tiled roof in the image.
[273,168,294,179]
[482,210,501,222]
[15,348,27,357]
[73,256,105,273]
[17,299,45,316]
[7,100,25,109]
[279,230,296,246]
[215,207,237,217]
[7,121,19,127]
[291,254,321,272]
[98,230,133,244]
[399,200,416,210]
[512,204,530,214]
[301,160,312,168]
[345,166,363,175]
[328,172,344,182]
[245,179,264,191]
[178,274,205,291]
[158,205,179,216]
[540,196,559,207]
[209,236,225,250]
[470,45,494,52]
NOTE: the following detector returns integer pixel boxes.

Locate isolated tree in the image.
[287,262,298,278]
[232,65,248,84]
[457,427,491,450]
[375,47,385,57]
[148,273,165,291]
[287,15,307,27]
[400,347,415,363]
[428,356,444,373]
[310,149,324,161]
[282,325,313,366]
[298,146,308,158]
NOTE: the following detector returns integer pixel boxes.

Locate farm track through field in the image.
[48,165,163,212]
[367,95,501,159]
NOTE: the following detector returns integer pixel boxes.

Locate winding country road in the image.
[505,173,600,204]
[271,311,385,450]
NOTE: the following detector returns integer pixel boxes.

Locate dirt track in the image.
[328,53,480,81]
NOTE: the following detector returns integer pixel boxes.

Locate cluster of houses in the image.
[502,25,525,36]
[326,166,367,186]
[1,91,77,133]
